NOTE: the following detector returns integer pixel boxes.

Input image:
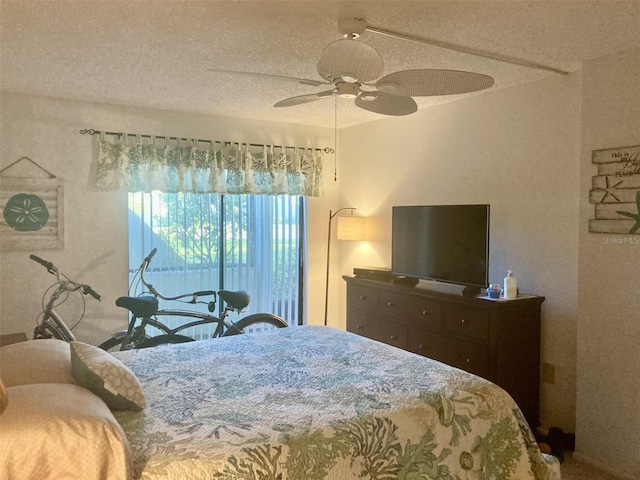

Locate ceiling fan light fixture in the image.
[336,82,360,98]
[341,72,359,83]
[359,92,378,102]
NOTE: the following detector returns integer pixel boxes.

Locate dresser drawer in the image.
[408,328,490,378]
[442,304,489,342]
[424,332,490,378]
[348,284,378,314]
[378,291,441,326]
[407,326,440,356]
[440,339,490,378]
[378,290,410,319]
[348,311,407,350]
[411,297,441,330]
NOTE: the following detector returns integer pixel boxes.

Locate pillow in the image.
[0,378,7,415]
[0,383,132,479]
[0,339,76,387]
[70,341,146,410]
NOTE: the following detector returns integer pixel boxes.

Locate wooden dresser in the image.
[343,275,544,428]
[0,332,28,347]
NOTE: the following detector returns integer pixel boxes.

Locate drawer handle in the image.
[466,358,471,364]
[356,325,363,330]
[390,335,398,340]
[461,318,467,325]
[387,302,395,307]
[422,310,429,316]
[359,295,367,300]
[418,344,424,350]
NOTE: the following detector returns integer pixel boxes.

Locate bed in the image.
[112,325,560,479]
[0,326,561,479]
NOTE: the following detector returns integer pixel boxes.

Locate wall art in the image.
[0,157,64,250]
[589,145,640,234]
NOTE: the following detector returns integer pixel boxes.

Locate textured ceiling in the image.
[2,1,640,128]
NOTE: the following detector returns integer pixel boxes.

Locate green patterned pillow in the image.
[70,341,146,411]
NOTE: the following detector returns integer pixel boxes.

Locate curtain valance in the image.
[94,132,323,196]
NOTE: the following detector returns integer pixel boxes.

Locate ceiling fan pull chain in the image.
[334,96,338,182]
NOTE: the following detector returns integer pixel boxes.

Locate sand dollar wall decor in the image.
[0,157,64,251]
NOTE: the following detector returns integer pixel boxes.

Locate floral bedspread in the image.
[113,325,560,480]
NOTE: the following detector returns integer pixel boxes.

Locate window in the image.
[128,192,304,338]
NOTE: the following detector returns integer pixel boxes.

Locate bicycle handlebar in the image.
[193,290,216,297]
[30,254,101,301]
[30,254,56,273]
[83,285,102,301]
[138,249,216,303]
[142,248,157,268]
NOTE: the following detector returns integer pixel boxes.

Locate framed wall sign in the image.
[589,145,640,235]
[0,158,64,251]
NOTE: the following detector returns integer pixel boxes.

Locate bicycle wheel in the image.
[222,313,288,337]
[99,333,126,352]
[99,330,153,352]
[137,334,195,348]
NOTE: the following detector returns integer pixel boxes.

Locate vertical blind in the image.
[128,192,303,339]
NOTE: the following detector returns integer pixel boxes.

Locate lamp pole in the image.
[324,207,356,326]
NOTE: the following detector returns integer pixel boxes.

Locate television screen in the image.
[391,204,489,288]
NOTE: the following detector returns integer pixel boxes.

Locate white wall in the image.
[0,92,336,343]
[337,73,582,436]
[576,48,640,479]
[337,47,640,478]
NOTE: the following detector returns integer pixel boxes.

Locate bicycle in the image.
[101,248,288,351]
[30,254,102,342]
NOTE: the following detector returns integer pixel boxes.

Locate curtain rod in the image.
[79,129,335,154]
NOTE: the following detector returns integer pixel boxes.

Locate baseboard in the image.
[572,451,637,479]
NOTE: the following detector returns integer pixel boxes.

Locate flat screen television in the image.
[391,204,490,294]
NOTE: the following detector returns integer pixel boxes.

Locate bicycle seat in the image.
[218,290,250,311]
[116,296,159,318]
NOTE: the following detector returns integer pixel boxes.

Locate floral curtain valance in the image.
[94,133,323,196]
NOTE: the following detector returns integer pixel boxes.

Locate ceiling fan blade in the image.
[209,69,329,87]
[274,89,336,108]
[355,91,418,116]
[363,23,570,75]
[377,69,494,96]
[317,39,384,83]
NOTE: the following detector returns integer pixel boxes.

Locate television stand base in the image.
[461,285,482,297]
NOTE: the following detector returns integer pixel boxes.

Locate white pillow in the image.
[0,339,76,387]
[0,383,132,479]
[0,378,7,415]
[70,341,146,411]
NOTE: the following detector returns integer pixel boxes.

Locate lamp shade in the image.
[336,215,367,241]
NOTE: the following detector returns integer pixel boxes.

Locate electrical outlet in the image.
[541,362,556,384]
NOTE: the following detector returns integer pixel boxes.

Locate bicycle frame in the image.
[129,308,241,339]
[108,248,287,350]
[31,254,100,342]
[131,249,238,325]
[34,305,76,342]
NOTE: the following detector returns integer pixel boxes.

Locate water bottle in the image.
[504,270,517,299]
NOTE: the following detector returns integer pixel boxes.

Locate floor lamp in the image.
[324,208,367,326]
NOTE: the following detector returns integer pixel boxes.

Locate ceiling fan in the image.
[210,18,568,117]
